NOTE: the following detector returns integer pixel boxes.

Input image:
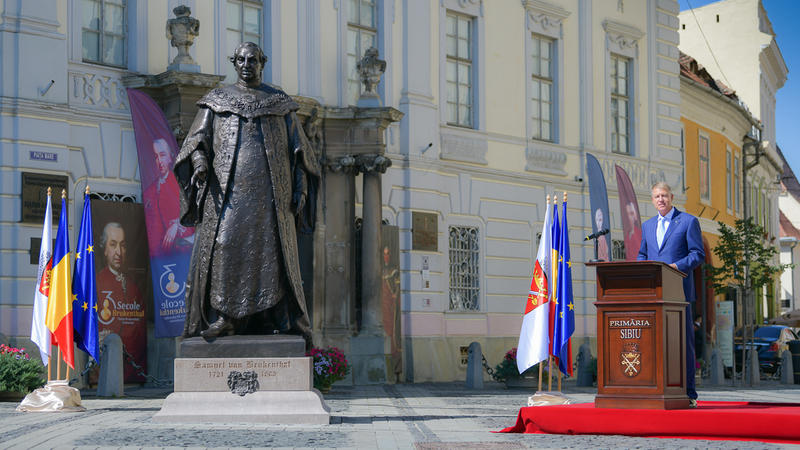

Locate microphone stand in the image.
[589,236,602,263]
[585,229,609,263]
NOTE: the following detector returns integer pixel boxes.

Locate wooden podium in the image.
[589,261,690,409]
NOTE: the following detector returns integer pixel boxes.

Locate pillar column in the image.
[357,155,392,334]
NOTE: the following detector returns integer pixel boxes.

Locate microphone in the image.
[584,228,609,241]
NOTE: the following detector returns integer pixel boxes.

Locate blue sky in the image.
[679,0,800,176]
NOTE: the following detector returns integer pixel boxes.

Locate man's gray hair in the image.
[651,181,673,194]
[100,222,124,249]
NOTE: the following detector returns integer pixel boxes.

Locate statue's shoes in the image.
[201,317,235,338]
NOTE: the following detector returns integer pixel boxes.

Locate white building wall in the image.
[0,0,684,382]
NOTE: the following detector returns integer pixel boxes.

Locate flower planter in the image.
[0,390,26,402]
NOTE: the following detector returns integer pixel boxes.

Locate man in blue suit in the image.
[637,182,705,407]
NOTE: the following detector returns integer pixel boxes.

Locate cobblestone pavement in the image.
[1,381,800,449]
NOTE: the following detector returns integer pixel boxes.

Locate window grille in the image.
[449,225,479,311]
[612,239,625,261]
[89,192,137,203]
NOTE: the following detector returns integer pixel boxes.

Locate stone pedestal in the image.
[180,335,305,358]
[155,335,329,424]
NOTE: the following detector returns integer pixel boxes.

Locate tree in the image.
[705,217,790,384]
[705,217,788,301]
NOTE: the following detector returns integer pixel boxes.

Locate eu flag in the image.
[73,191,99,360]
[548,200,560,358]
[552,198,575,376]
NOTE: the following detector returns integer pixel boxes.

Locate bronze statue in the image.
[174,42,320,343]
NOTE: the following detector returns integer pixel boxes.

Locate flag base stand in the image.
[527,390,573,407]
[16,380,86,412]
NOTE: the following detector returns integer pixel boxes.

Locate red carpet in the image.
[498,401,800,444]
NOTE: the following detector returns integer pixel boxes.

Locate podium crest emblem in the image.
[621,342,641,377]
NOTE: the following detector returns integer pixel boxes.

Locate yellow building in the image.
[679,53,782,344]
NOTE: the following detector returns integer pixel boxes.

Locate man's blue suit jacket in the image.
[637,208,705,302]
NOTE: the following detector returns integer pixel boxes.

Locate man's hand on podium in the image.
[669,263,678,270]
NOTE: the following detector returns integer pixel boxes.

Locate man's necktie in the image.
[657,216,666,248]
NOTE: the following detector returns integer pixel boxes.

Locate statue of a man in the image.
[174,42,320,343]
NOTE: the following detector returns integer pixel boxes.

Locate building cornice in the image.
[680,75,760,131]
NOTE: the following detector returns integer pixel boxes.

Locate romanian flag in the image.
[73,191,99,360]
[516,200,553,373]
[45,194,74,370]
[552,198,575,376]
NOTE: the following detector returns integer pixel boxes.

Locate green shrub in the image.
[0,344,46,393]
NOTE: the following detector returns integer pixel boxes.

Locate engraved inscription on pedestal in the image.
[174,357,312,392]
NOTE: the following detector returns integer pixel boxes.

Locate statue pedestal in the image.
[154,335,329,424]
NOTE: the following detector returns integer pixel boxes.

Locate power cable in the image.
[683,0,735,90]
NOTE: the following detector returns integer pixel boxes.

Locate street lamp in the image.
[739,133,769,385]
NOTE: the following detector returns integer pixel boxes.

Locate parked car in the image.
[733,325,799,374]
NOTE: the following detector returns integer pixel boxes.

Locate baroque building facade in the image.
[0,0,684,383]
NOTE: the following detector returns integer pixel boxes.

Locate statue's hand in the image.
[190,151,208,188]
[292,191,306,214]
[190,165,207,188]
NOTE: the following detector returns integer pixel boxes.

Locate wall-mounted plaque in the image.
[21,172,68,224]
[412,211,437,251]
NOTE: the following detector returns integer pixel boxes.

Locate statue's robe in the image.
[174,83,320,339]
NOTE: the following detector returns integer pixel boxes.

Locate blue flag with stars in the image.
[552,199,575,376]
[548,201,560,358]
[72,192,100,360]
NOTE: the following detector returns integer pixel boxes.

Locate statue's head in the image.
[173,5,191,17]
[229,42,267,86]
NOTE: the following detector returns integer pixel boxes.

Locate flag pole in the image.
[537,362,543,392]
[57,188,66,382]
[47,188,51,382]
[550,193,560,392]
[556,191,568,393]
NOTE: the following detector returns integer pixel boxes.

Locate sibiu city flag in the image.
[72,192,100,361]
[31,190,53,366]
[516,201,553,373]
[552,199,575,376]
[548,201,560,359]
[45,195,74,369]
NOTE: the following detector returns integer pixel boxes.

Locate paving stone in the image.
[1,381,799,448]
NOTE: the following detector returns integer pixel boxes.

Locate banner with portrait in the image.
[614,164,642,260]
[91,200,150,383]
[381,224,402,379]
[586,153,612,261]
[127,89,193,338]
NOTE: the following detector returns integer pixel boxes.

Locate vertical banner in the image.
[91,200,150,383]
[614,165,642,261]
[381,224,402,379]
[127,89,192,338]
[586,154,612,261]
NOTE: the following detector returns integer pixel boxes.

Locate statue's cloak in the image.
[174,83,320,339]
